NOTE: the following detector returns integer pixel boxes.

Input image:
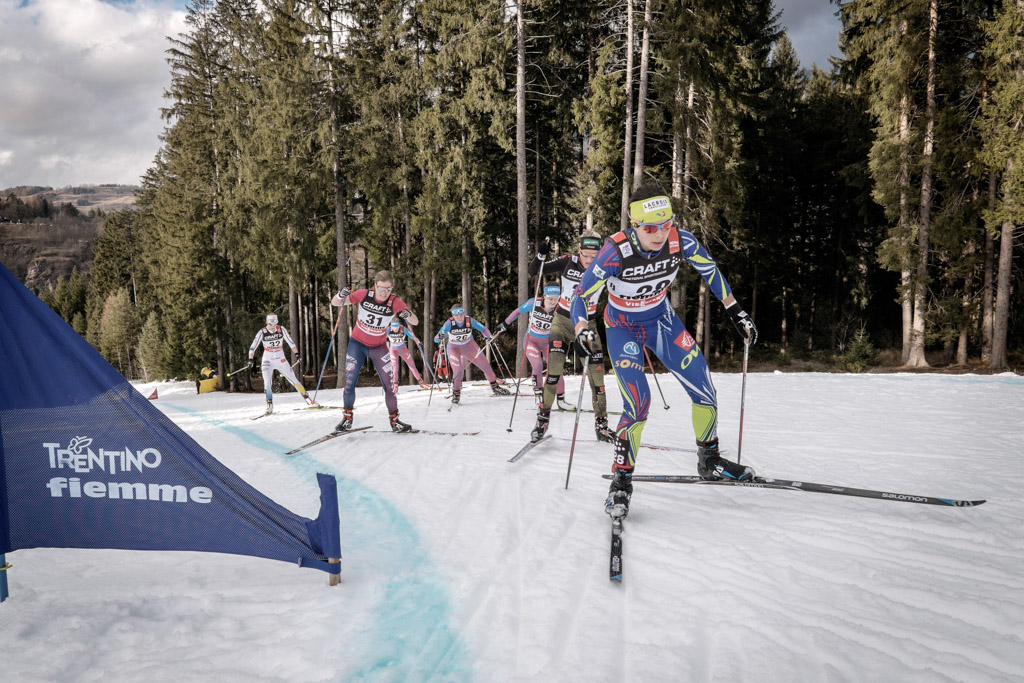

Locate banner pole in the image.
[1,554,10,602]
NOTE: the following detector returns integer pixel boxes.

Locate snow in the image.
[3,371,1023,682]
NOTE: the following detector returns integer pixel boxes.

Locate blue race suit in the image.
[570,224,734,471]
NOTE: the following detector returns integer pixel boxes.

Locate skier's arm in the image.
[679,230,734,304]
[470,317,492,339]
[280,326,298,354]
[571,242,620,333]
[332,288,366,307]
[394,298,419,326]
[433,320,452,344]
[248,329,264,358]
[527,252,567,277]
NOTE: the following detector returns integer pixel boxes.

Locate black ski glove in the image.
[398,309,412,321]
[538,241,551,259]
[726,302,758,345]
[574,328,597,359]
[249,356,259,375]
[336,287,352,301]
[494,321,508,335]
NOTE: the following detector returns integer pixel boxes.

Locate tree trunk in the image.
[991,159,1015,370]
[898,19,913,365]
[631,0,653,191]
[905,0,937,368]
[670,76,683,312]
[619,0,635,229]
[327,1,349,389]
[982,172,996,363]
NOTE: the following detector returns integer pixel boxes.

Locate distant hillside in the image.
[0,184,136,292]
[3,183,137,213]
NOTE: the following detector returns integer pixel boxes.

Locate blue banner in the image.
[0,262,339,575]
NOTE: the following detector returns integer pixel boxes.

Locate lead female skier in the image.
[570,182,758,520]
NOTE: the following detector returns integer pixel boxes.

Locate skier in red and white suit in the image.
[331,270,419,433]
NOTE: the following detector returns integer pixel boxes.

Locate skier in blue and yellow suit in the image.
[569,182,759,520]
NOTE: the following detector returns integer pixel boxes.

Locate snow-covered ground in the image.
[2,371,1023,682]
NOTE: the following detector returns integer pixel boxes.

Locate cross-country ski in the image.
[607,474,987,507]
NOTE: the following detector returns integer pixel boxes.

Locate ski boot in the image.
[595,416,614,443]
[696,439,756,481]
[491,382,510,396]
[531,408,550,443]
[264,399,274,415]
[389,411,413,433]
[451,391,461,405]
[302,392,318,408]
[605,467,633,519]
[335,408,353,432]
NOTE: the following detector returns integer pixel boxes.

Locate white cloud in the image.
[0,0,187,188]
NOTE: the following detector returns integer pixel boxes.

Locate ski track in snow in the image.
[2,372,1023,682]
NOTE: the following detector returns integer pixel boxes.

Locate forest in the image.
[30,0,1022,385]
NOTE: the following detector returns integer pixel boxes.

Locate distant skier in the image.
[571,182,758,520]
[494,284,564,401]
[527,231,614,443]
[432,304,510,404]
[248,313,316,414]
[387,320,430,391]
[331,271,419,433]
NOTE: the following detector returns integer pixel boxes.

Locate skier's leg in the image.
[525,337,545,392]
[368,344,398,414]
[647,312,717,443]
[343,338,370,410]
[388,348,401,392]
[276,358,309,398]
[541,315,571,410]
[606,321,651,471]
[448,345,467,393]
[586,318,608,419]
[261,359,275,402]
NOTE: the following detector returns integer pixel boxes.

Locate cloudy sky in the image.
[0,0,843,190]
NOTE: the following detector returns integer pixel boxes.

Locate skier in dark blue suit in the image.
[570,182,759,520]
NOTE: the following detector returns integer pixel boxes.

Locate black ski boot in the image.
[605,467,633,519]
[265,399,273,415]
[335,408,353,432]
[595,416,614,443]
[491,382,511,396]
[696,439,756,481]
[451,391,461,404]
[389,411,413,433]
[531,408,550,443]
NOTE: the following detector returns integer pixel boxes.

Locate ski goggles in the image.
[634,217,676,234]
[451,306,465,316]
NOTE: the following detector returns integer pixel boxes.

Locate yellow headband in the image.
[628,195,673,225]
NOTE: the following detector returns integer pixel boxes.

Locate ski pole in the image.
[564,356,590,490]
[506,342,531,432]
[312,308,344,402]
[407,326,438,388]
[227,364,251,378]
[492,341,516,383]
[737,338,750,464]
[643,347,670,410]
